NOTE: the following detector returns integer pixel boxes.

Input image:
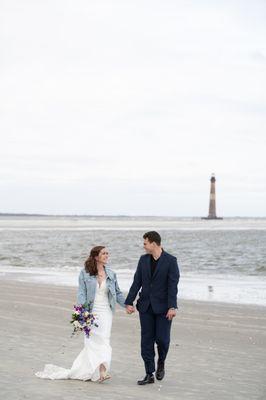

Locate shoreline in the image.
[1,277,266,310]
[2,214,266,218]
[1,266,266,307]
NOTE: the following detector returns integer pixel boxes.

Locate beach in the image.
[0,280,265,400]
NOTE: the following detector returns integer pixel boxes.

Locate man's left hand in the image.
[166,308,176,320]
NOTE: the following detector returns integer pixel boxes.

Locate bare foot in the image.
[98,374,111,383]
[98,364,111,383]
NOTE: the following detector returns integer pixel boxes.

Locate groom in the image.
[125,231,180,385]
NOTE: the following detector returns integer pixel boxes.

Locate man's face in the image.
[143,238,155,254]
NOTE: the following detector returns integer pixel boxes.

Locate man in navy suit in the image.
[125,231,180,385]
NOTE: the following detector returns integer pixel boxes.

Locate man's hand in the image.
[126,305,135,314]
[166,308,176,320]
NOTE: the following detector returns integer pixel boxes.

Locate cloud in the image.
[0,0,266,215]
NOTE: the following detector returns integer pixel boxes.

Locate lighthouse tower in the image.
[202,174,223,220]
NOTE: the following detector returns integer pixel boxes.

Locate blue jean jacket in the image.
[77,267,126,312]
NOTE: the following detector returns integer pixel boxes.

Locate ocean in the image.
[1,215,266,306]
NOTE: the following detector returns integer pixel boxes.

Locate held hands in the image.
[166,308,177,321]
[126,305,135,314]
[125,305,176,318]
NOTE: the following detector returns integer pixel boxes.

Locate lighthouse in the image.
[202,174,223,220]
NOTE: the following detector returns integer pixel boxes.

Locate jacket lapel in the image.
[146,255,152,280]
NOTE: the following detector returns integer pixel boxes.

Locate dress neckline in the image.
[97,277,106,289]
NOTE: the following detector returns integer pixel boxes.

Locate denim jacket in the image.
[77,267,126,312]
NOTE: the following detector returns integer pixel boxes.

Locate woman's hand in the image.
[126,305,135,314]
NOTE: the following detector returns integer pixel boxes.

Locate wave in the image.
[255,265,266,274]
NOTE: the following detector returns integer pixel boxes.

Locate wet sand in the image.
[0,280,265,400]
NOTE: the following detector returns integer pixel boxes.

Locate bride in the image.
[35,245,126,382]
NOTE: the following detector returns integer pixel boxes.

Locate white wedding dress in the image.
[35,279,113,381]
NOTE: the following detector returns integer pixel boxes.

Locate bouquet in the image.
[70,303,98,338]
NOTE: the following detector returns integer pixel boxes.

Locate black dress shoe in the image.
[156,361,165,380]
[137,373,155,385]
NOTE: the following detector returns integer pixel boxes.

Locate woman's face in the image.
[96,247,109,265]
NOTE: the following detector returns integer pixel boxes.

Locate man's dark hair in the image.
[143,231,161,246]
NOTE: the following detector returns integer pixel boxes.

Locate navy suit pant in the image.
[139,304,172,374]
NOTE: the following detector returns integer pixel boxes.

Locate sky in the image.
[1,0,266,216]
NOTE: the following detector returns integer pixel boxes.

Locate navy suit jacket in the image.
[125,250,180,314]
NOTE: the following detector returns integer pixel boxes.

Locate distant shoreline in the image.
[0,213,265,219]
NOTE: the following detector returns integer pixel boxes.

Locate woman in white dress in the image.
[36,245,126,383]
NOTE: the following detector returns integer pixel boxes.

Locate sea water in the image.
[0,215,265,306]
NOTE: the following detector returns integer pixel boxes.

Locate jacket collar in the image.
[86,266,113,280]
[104,266,114,280]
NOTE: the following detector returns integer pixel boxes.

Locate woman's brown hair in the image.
[84,246,105,275]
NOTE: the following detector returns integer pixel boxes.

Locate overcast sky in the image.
[1,0,266,216]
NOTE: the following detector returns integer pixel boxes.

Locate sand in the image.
[0,280,265,400]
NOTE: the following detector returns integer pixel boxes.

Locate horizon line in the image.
[0,213,265,219]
